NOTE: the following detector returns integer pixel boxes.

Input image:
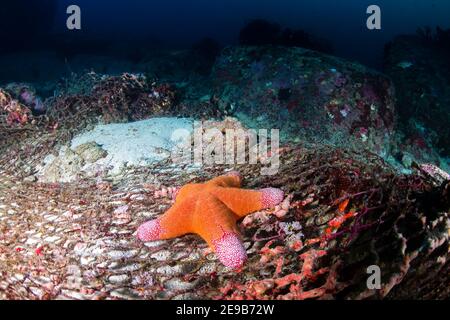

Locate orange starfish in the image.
[137,171,284,269]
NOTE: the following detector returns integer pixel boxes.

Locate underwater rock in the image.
[73,142,108,164]
[37,118,194,182]
[212,46,396,156]
[39,147,86,183]
[201,116,246,133]
[416,163,450,186]
[385,33,450,160]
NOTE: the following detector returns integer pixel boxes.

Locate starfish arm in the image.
[209,187,285,217]
[137,196,195,242]
[192,194,247,269]
[206,171,242,188]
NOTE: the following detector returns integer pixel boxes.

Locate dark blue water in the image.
[53,0,450,67]
[1,0,449,70]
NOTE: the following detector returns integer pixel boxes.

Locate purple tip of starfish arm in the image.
[137,219,162,242]
[225,170,242,180]
[260,188,285,209]
[214,232,248,269]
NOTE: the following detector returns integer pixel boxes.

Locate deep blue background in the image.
[1,0,450,68]
[54,0,450,67]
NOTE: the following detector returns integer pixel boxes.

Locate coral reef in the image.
[0,88,36,151]
[0,43,448,300]
[0,73,180,176]
[0,89,33,127]
[48,73,177,125]
[4,83,45,113]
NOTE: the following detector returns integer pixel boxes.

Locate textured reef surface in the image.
[0,45,449,300]
[385,31,450,163]
[212,46,396,156]
[0,143,448,300]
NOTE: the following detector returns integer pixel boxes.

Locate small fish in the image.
[397,61,414,69]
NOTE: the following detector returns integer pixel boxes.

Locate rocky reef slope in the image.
[385,32,450,164]
[212,46,396,157]
[0,45,449,300]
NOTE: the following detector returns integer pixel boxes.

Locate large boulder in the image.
[385,33,450,161]
[212,46,397,157]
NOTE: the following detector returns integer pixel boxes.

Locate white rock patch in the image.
[71,117,193,173]
[38,118,193,182]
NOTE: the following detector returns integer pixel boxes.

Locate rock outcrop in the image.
[385,33,450,162]
[212,46,397,156]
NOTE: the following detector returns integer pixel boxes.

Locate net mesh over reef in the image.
[1,143,448,300]
[0,73,449,300]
